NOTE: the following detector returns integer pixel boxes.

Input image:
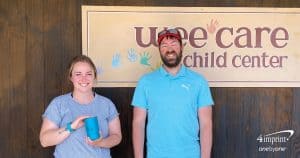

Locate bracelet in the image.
[65,122,75,133]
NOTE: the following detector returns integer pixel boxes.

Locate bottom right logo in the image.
[257,129,295,152]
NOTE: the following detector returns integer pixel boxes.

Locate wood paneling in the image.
[0,0,299,158]
[4,0,27,157]
[25,0,46,157]
[0,0,10,157]
[212,88,296,158]
[95,88,135,158]
[292,88,300,158]
[60,0,82,93]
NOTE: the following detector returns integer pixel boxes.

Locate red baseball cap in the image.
[157,28,182,46]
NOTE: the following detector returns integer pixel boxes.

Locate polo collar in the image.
[159,65,187,78]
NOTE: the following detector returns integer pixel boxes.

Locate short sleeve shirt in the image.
[132,66,214,158]
[43,93,118,158]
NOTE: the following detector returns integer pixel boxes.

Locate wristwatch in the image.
[65,122,75,133]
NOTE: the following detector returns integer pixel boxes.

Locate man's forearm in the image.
[132,121,145,158]
[200,122,212,158]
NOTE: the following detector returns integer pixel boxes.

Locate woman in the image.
[40,55,122,158]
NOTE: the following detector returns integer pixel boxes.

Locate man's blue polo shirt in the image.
[132,65,214,158]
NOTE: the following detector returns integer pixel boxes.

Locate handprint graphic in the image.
[127,48,138,62]
[112,52,121,68]
[207,19,219,34]
[140,52,151,66]
[96,65,103,75]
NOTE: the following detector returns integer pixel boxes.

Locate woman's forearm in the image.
[40,127,70,147]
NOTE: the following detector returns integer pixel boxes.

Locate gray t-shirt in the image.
[43,93,118,158]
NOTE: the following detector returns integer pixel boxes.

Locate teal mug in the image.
[84,116,100,140]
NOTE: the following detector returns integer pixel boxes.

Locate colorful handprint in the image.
[112,52,121,68]
[140,52,152,66]
[127,48,138,62]
[207,19,219,34]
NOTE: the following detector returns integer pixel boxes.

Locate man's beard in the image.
[160,50,182,68]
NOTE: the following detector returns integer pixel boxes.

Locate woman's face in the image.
[70,61,95,93]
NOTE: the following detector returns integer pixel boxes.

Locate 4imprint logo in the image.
[257,130,294,145]
[257,130,294,152]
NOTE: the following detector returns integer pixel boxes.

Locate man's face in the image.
[159,36,183,68]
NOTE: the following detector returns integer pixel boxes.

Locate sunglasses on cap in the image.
[157,28,182,45]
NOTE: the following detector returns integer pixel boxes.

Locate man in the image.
[132,28,214,158]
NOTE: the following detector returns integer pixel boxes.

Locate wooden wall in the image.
[0,0,299,157]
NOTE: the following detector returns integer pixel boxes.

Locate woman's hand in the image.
[86,134,103,147]
[71,115,90,130]
[85,117,122,148]
[40,115,91,147]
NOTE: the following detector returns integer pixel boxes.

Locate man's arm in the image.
[132,107,147,158]
[198,106,213,158]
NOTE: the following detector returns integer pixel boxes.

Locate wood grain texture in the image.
[25,0,46,157]
[292,88,300,158]
[60,0,82,93]
[6,0,28,157]
[0,0,11,157]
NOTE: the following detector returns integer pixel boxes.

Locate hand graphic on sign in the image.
[96,65,103,75]
[127,48,138,62]
[140,52,151,66]
[112,52,121,68]
[207,19,219,34]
